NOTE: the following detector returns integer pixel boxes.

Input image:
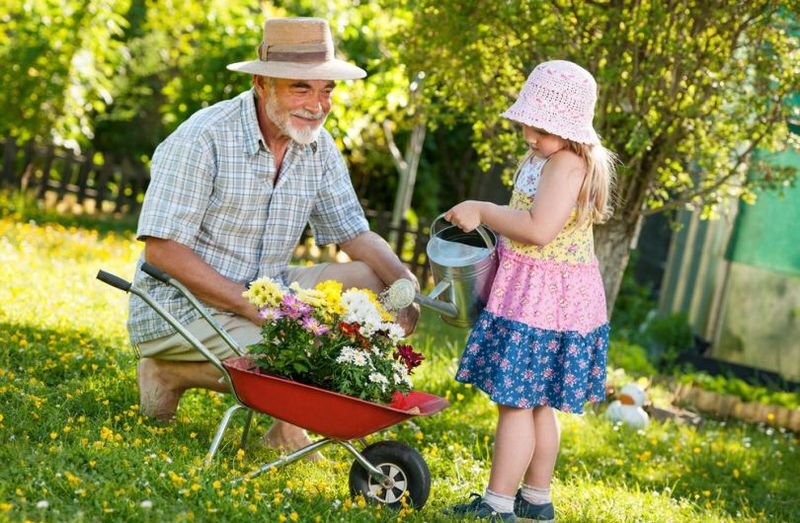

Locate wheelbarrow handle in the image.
[141,262,171,284]
[96,270,132,292]
[137,262,245,359]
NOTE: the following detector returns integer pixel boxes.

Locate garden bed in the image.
[673,382,800,431]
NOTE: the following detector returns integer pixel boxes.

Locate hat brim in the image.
[501,104,600,146]
[227,59,366,81]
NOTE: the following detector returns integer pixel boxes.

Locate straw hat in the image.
[227,17,366,81]
[501,60,599,145]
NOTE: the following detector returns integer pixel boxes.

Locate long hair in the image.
[566,140,617,226]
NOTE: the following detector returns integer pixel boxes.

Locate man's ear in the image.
[252,75,266,97]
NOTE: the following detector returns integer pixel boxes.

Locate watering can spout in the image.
[383,279,459,318]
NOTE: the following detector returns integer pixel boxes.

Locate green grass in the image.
[0,215,798,522]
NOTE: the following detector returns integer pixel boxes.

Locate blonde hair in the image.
[566,140,617,226]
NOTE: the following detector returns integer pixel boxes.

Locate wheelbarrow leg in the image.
[206,403,247,465]
[232,438,335,485]
[239,409,254,450]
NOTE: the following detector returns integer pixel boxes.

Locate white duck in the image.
[606,383,650,429]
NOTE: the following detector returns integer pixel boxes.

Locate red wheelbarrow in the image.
[97,263,449,509]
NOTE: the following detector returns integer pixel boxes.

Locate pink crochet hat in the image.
[501,60,599,145]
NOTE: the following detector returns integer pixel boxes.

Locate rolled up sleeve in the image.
[137,135,214,247]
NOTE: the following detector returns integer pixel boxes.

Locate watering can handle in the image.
[431,212,494,249]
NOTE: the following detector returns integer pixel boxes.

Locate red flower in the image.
[394,344,424,372]
[338,321,370,348]
[338,321,360,336]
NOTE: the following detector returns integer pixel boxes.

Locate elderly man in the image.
[127,17,419,450]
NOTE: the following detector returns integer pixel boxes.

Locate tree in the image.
[0,0,130,148]
[395,0,800,313]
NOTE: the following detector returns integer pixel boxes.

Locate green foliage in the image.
[1,213,800,521]
[0,0,131,147]
[642,312,695,371]
[679,372,800,410]
[610,256,659,340]
[398,1,800,213]
[397,1,800,306]
[608,340,658,377]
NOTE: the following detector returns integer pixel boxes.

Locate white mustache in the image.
[290,109,326,120]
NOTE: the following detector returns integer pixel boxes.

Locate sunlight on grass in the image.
[0,215,798,522]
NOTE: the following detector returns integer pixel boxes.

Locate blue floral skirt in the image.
[455,310,609,413]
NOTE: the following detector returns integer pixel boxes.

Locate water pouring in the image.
[384,214,498,328]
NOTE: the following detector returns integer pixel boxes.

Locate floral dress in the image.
[455,155,609,413]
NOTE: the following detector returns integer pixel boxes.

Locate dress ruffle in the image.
[456,310,608,413]
[487,245,608,335]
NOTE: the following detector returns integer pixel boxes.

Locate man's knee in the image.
[320,260,383,292]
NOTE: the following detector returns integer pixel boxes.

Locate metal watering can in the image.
[387,214,498,328]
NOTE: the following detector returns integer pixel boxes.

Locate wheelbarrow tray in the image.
[224,357,448,440]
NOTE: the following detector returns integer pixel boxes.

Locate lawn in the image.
[0,214,797,522]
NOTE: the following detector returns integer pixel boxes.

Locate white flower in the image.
[341,290,383,326]
[369,372,389,391]
[36,500,49,509]
[392,361,413,387]
[140,500,153,509]
[385,323,406,343]
[335,346,371,367]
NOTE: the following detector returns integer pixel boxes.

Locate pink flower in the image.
[259,307,284,321]
[301,316,329,336]
[282,294,311,319]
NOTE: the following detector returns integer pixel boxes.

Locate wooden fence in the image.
[1,138,149,214]
[0,137,434,281]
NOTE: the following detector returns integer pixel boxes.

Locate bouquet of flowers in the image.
[242,278,424,404]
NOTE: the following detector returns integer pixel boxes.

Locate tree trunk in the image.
[594,214,642,318]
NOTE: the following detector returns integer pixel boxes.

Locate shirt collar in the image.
[241,88,319,156]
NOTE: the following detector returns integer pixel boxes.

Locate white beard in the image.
[265,90,327,145]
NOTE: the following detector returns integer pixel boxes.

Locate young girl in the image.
[444,60,616,521]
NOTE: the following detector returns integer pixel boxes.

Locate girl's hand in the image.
[444,201,485,232]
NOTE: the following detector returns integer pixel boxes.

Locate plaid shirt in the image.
[127,89,369,344]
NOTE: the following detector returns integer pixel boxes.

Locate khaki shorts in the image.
[136,263,329,361]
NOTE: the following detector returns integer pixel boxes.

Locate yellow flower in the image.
[314,280,344,314]
[289,282,326,307]
[242,277,284,307]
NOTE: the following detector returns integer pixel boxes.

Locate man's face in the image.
[260,77,335,144]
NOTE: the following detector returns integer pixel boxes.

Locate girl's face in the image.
[523,125,567,158]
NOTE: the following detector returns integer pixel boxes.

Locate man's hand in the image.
[395,302,421,336]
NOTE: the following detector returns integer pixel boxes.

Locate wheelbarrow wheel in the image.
[348,440,430,510]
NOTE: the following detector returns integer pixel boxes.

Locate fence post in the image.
[75,149,94,204]
[114,158,133,212]
[56,150,76,202]
[1,138,16,186]
[94,153,114,210]
[36,145,56,199]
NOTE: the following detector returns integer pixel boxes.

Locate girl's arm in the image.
[445,151,586,246]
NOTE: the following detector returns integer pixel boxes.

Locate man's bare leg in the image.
[138,358,320,458]
[138,358,229,421]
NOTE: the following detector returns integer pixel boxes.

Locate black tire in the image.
[348,440,431,510]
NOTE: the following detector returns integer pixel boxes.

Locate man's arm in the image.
[339,231,421,333]
[144,237,261,324]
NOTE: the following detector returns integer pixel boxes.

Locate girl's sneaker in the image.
[514,490,555,522]
[445,493,517,522]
